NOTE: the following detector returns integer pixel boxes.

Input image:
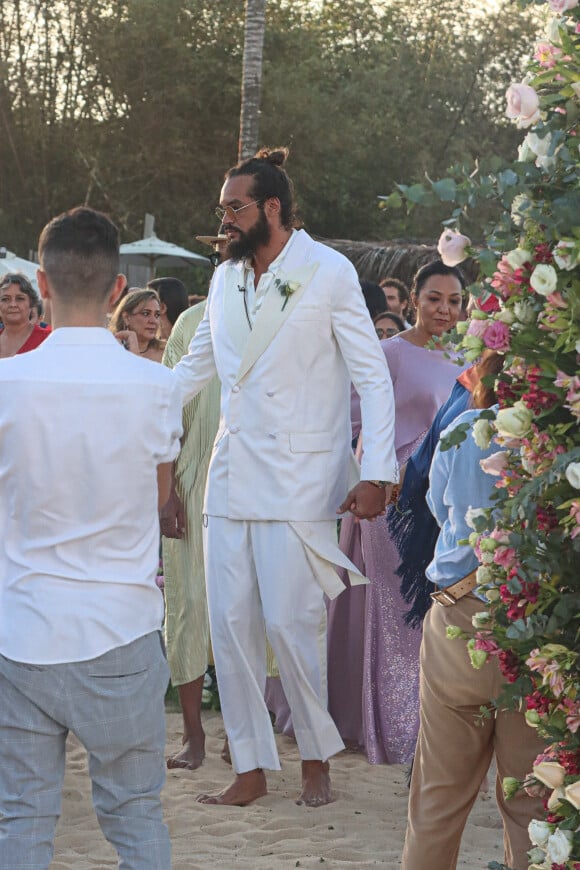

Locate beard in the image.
[225,208,271,262]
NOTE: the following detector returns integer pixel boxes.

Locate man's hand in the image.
[160,485,186,539]
[337,481,393,521]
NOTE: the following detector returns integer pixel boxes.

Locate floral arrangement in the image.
[383,1,580,867]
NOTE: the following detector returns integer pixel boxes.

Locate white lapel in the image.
[235,238,320,383]
[222,261,251,357]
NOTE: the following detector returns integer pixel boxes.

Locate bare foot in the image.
[296,760,333,807]
[221,737,232,765]
[197,769,267,806]
[167,734,205,770]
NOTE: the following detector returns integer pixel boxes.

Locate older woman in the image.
[109,288,165,362]
[0,273,50,358]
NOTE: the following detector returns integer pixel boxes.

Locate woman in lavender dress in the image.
[327,260,467,763]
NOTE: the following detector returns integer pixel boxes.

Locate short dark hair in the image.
[412,259,466,297]
[147,277,189,327]
[0,272,39,308]
[360,280,387,320]
[372,310,405,332]
[379,277,409,304]
[38,206,120,302]
[225,147,297,231]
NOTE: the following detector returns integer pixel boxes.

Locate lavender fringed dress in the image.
[327,336,464,763]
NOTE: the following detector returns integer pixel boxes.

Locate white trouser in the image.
[204,516,345,773]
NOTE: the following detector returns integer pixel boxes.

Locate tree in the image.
[238,0,267,160]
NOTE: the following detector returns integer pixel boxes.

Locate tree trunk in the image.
[238,0,266,162]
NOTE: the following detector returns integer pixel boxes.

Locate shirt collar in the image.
[243,228,298,276]
[39,327,120,346]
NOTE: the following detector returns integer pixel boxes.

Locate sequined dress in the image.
[327,335,464,763]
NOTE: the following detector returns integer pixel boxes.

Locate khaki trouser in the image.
[402,594,544,870]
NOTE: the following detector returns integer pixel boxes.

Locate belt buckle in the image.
[430,588,457,607]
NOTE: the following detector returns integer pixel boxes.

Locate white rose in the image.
[553,239,579,271]
[525,132,560,170]
[518,136,536,163]
[530,263,558,296]
[497,308,515,325]
[495,402,533,439]
[471,611,492,629]
[564,779,580,809]
[533,761,566,789]
[465,506,488,530]
[437,229,471,267]
[472,418,495,449]
[547,786,566,812]
[565,462,580,489]
[547,828,573,864]
[506,83,541,128]
[476,565,493,585]
[506,247,532,269]
[513,301,536,324]
[528,819,552,848]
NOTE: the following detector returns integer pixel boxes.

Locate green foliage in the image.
[0,0,541,266]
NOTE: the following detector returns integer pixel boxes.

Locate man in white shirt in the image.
[0,207,183,870]
[172,148,398,808]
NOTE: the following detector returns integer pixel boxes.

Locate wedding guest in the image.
[373,310,405,340]
[379,277,411,326]
[147,277,189,340]
[402,359,544,870]
[0,206,182,869]
[0,273,50,357]
[328,259,466,760]
[360,280,388,321]
[110,288,164,362]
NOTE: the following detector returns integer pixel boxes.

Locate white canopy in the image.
[0,251,40,292]
[120,233,210,279]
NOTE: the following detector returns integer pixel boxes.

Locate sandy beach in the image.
[49,710,506,869]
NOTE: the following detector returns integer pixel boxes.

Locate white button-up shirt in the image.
[0,328,182,664]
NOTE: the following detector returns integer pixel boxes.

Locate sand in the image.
[50,711,504,869]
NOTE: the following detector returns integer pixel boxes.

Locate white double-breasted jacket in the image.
[173,229,397,525]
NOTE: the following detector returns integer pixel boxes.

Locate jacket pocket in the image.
[289,432,332,453]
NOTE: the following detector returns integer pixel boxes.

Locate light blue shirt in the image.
[426,406,501,589]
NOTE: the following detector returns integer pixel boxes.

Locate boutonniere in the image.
[274,277,301,311]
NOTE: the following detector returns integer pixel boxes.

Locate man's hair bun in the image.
[254,147,289,167]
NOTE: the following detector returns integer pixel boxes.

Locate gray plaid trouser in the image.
[0,631,171,870]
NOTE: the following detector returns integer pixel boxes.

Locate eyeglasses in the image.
[215,198,263,223]
[127,308,161,319]
[375,326,399,340]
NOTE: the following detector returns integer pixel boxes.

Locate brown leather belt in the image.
[430,570,477,607]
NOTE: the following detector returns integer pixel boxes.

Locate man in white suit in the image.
[172,148,398,806]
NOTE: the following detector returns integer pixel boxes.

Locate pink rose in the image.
[483,320,511,352]
[480,451,509,476]
[494,546,518,569]
[549,0,578,12]
[506,83,541,128]
[466,318,489,339]
[437,229,471,267]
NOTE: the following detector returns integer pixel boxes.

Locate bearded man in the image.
[172,147,398,807]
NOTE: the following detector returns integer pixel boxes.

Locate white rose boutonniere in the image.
[274,277,301,311]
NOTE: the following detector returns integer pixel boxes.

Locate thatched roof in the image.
[317,237,438,287]
[317,237,479,288]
